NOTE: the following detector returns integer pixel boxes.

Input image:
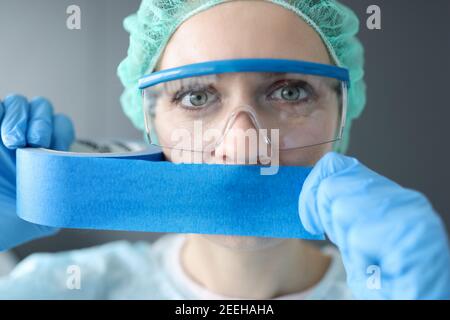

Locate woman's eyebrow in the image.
[264,72,287,78]
[215,72,289,79]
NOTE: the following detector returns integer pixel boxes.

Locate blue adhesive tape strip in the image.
[16,148,323,240]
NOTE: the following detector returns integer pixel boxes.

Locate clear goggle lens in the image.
[142,71,347,153]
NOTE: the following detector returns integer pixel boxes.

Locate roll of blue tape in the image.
[16,148,323,239]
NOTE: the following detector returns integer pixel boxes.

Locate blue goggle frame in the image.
[138,58,350,90]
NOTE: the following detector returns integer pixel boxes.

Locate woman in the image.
[0,0,448,299]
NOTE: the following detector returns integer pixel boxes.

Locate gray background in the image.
[0,0,449,259]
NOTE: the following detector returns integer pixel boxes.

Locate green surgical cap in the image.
[117,0,366,153]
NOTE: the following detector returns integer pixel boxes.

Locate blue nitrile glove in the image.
[0,94,75,251]
[299,152,450,299]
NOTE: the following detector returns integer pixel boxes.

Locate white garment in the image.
[0,234,353,299]
[0,251,17,277]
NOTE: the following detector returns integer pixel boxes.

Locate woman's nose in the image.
[213,110,262,165]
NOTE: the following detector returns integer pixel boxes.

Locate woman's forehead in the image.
[157,1,331,71]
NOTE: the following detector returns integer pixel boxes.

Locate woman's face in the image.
[153,1,337,250]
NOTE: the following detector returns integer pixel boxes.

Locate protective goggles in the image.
[139,59,349,152]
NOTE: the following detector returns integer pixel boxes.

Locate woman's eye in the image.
[270,84,310,102]
[179,90,217,109]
